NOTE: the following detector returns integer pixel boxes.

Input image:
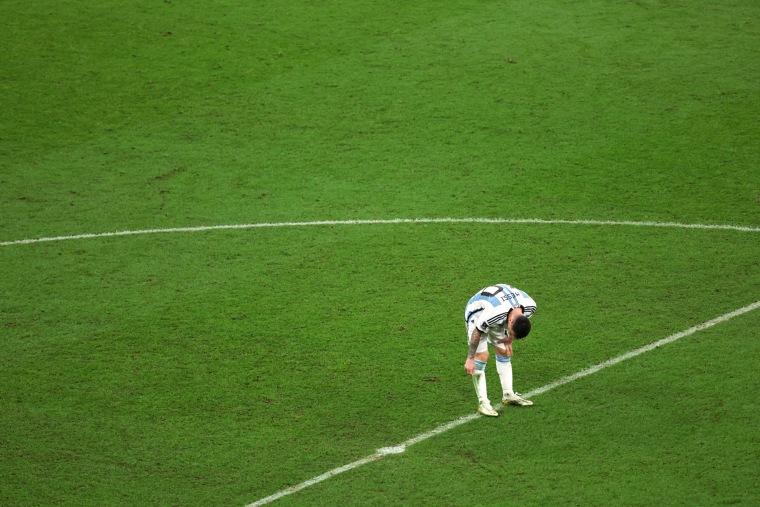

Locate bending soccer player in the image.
[463,284,536,417]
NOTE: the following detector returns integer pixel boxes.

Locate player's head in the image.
[511,315,532,339]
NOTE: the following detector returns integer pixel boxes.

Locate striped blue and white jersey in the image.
[464,284,537,339]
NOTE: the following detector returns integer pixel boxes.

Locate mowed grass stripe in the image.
[245,300,760,507]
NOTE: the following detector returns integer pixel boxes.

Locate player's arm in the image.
[494,308,520,356]
[493,333,513,357]
[464,328,482,375]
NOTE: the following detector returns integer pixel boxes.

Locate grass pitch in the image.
[1,0,758,506]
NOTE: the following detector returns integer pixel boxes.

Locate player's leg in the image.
[473,356,498,416]
[467,324,498,416]
[495,351,533,407]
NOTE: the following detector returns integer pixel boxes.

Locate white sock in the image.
[472,360,490,405]
[495,355,514,398]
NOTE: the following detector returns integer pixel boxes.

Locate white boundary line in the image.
[2,217,759,246]
[245,301,760,507]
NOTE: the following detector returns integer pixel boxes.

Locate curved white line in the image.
[2,217,758,246]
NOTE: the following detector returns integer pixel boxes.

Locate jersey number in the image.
[481,286,505,297]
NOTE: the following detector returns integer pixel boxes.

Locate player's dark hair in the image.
[512,315,532,339]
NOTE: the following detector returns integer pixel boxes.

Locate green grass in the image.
[284,312,759,507]
[1,0,758,506]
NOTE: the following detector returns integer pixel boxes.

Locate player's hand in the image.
[464,357,475,375]
[494,339,513,357]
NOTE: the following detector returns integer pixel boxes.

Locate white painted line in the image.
[244,300,760,507]
[245,455,384,507]
[524,300,760,398]
[2,217,759,246]
[377,445,406,455]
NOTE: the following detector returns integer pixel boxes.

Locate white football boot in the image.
[477,402,499,417]
[501,392,533,407]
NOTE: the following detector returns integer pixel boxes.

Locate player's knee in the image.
[475,351,489,362]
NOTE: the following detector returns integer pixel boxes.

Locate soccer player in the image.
[464,284,537,417]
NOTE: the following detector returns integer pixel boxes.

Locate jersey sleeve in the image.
[476,306,511,332]
[521,295,537,317]
[474,307,497,332]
